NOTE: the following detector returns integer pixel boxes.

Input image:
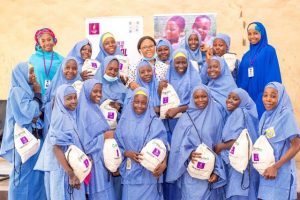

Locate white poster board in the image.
[85,16,143,65]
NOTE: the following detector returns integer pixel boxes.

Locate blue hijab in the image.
[259,82,299,143]
[213,33,231,52]
[166,48,202,106]
[202,56,237,109]
[183,30,203,66]
[166,85,226,188]
[115,87,167,184]
[157,38,173,64]
[237,22,282,118]
[0,63,40,162]
[67,39,91,72]
[95,56,126,104]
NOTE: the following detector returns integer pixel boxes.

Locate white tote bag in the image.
[65,144,92,183]
[103,138,122,173]
[82,59,101,76]
[72,80,83,97]
[100,99,118,130]
[14,123,40,163]
[187,143,216,180]
[115,55,129,77]
[229,128,253,173]
[140,139,167,172]
[160,84,182,119]
[252,135,275,175]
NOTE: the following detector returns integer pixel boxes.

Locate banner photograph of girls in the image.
[0,1,299,200]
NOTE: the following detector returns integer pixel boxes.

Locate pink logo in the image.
[152,148,161,157]
[108,112,114,119]
[230,146,235,155]
[197,162,205,169]
[119,63,123,70]
[20,136,28,144]
[163,97,168,104]
[91,62,97,68]
[89,23,100,35]
[253,153,259,161]
[83,159,89,168]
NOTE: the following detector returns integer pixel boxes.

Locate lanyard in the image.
[248,44,266,66]
[43,52,54,78]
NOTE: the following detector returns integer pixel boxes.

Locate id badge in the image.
[45,80,51,89]
[126,158,131,170]
[248,67,254,78]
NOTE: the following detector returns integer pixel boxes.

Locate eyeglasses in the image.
[140,45,155,51]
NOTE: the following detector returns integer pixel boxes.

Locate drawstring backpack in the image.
[103,138,122,173]
[72,80,83,97]
[186,112,216,180]
[100,99,118,130]
[160,83,182,119]
[82,59,101,76]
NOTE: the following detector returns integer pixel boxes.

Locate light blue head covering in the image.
[94,56,126,104]
[183,30,203,65]
[136,60,160,107]
[0,63,40,162]
[166,84,226,188]
[67,39,91,72]
[166,48,202,106]
[259,82,299,143]
[202,56,237,109]
[214,33,231,52]
[156,38,173,64]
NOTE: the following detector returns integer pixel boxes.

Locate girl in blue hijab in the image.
[166,85,226,200]
[156,38,173,65]
[237,22,282,119]
[201,56,237,111]
[0,62,45,200]
[76,79,116,200]
[67,39,93,80]
[115,87,168,200]
[256,82,300,200]
[214,88,259,200]
[34,84,85,200]
[29,28,64,96]
[43,56,80,138]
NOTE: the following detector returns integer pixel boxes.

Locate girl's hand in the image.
[152,159,167,178]
[109,101,121,111]
[206,48,213,61]
[200,43,209,52]
[208,173,218,183]
[80,70,92,81]
[214,143,224,155]
[129,82,140,90]
[120,75,128,85]
[165,108,179,119]
[33,81,41,93]
[104,130,114,139]
[124,151,142,163]
[158,80,168,96]
[189,151,202,164]
[68,171,81,190]
[263,165,278,179]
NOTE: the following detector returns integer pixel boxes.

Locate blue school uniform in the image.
[257,82,299,200]
[0,62,45,200]
[183,30,204,69]
[115,87,168,200]
[67,39,92,72]
[166,85,226,200]
[237,22,282,118]
[35,85,85,200]
[220,88,259,199]
[76,79,116,200]
[157,38,173,64]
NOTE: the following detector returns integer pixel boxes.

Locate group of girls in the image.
[0,20,299,200]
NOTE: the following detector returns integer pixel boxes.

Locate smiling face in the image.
[28,66,36,84]
[64,93,78,111]
[188,33,199,51]
[193,89,209,109]
[262,87,278,111]
[247,29,261,45]
[207,59,221,79]
[165,20,181,43]
[38,33,55,52]
[157,45,170,62]
[105,59,119,78]
[139,39,156,58]
[174,56,188,75]
[213,38,227,56]
[90,83,102,104]
[133,94,148,115]
[63,59,78,80]
[226,92,241,111]
[193,17,211,42]
[139,65,153,83]
[80,44,92,60]
[103,37,117,55]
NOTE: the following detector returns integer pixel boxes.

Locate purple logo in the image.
[197,162,205,169]
[253,153,259,161]
[83,159,89,168]
[91,62,97,68]
[89,23,100,35]
[163,97,169,104]
[116,149,119,157]
[20,136,28,144]
[152,148,161,157]
[107,112,115,119]
[230,146,235,155]
[119,63,123,70]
